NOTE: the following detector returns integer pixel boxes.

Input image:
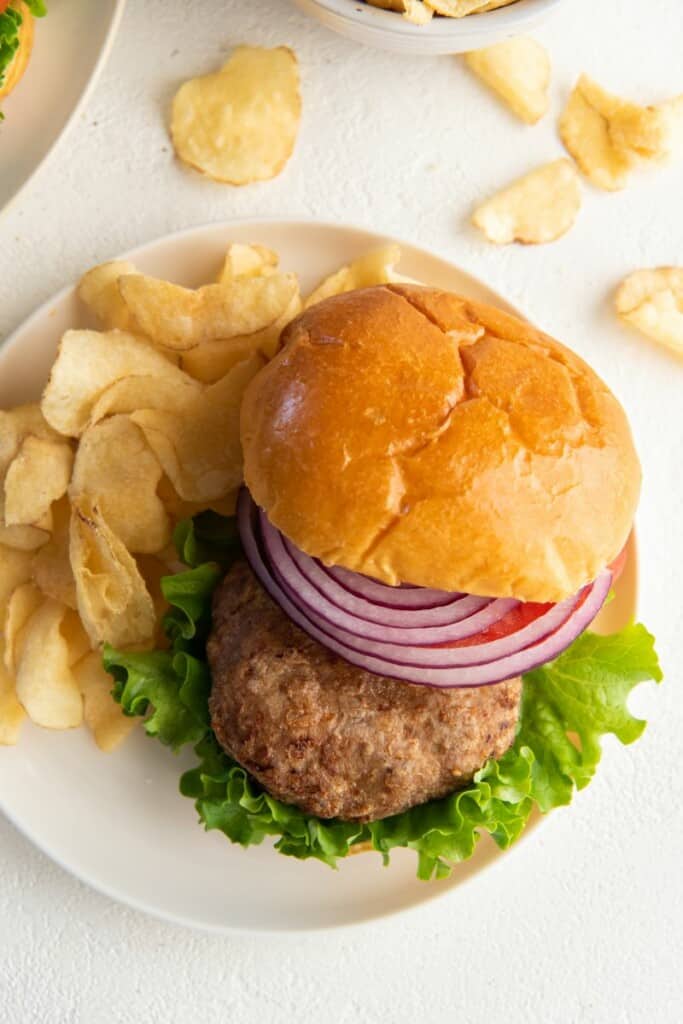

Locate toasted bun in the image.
[0,2,35,102]
[241,285,641,602]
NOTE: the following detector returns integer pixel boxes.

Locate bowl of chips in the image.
[292,0,565,54]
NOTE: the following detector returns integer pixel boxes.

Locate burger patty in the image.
[208,561,523,823]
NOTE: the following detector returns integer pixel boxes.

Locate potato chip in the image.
[560,76,683,191]
[87,374,201,427]
[615,268,683,354]
[465,37,550,125]
[15,598,83,729]
[0,522,50,552]
[3,582,44,674]
[70,497,156,649]
[78,261,140,332]
[71,416,171,554]
[171,45,301,185]
[0,639,25,745]
[305,245,406,309]
[3,435,73,528]
[181,290,302,384]
[0,404,60,474]
[609,97,682,162]
[472,159,581,245]
[61,609,93,666]
[32,497,77,609]
[42,329,193,437]
[131,355,263,503]
[425,0,489,14]
[560,76,632,190]
[73,651,137,752]
[367,0,434,22]
[156,481,238,527]
[118,272,298,351]
[180,336,268,386]
[217,244,279,285]
[476,0,519,9]
[0,543,34,608]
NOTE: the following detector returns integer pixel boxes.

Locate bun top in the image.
[240,284,641,602]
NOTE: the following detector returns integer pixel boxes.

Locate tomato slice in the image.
[608,540,629,585]
[436,543,629,651]
[0,2,13,15]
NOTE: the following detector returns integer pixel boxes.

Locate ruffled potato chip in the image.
[70,497,156,649]
[367,0,434,22]
[78,261,140,332]
[15,599,83,730]
[305,245,410,309]
[472,159,581,245]
[0,543,34,608]
[73,651,137,752]
[426,0,489,14]
[156,483,238,529]
[171,45,301,185]
[181,289,302,384]
[0,642,25,745]
[0,406,66,549]
[71,416,171,555]
[42,329,193,437]
[131,355,263,503]
[615,268,683,354]
[217,244,279,285]
[465,37,550,125]
[0,521,50,552]
[3,582,44,675]
[32,497,78,609]
[0,404,61,476]
[118,272,298,351]
[3,435,73,528]
[87,374,202,426]
[61,608,93,667]
[560,76,683,191]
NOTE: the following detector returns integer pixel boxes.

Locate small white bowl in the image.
[293,0,564,54]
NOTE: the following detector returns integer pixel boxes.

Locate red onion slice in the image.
[282,532,491,623]
[325,563,458,609]
[236,490,612,689]
[260,516,511,642]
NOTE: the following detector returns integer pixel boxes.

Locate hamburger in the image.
[0,1,45,114]
[107,284,661,879]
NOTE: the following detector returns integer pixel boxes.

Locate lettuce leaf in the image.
[105,516,662,879]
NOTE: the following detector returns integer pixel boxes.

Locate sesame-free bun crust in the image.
[0,2,35,102]
[241,285,641,602]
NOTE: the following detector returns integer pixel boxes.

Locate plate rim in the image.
[1,0,128,217]
[0,217,638,934]
[0,214,523,358]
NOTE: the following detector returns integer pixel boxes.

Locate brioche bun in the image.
[241,284,641,602]
[0,2,35,102]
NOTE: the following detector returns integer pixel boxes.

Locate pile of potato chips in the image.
[0,243,409,751]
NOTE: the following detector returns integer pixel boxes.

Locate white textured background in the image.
[1,1,682,1021]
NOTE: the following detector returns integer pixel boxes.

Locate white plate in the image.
[292,0,564,55]
[0,220,637,933]
[0,0,126,214]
